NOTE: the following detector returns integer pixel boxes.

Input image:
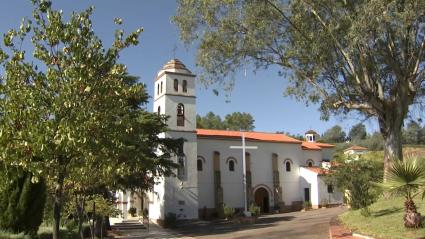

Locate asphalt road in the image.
[176,207,346,239]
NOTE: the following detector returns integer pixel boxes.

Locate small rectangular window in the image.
[327,184,334,193]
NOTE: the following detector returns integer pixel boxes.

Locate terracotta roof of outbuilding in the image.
[196,129,302,144]
[344,145,368,151]
[303,166,330,175]
[161,58,192,73]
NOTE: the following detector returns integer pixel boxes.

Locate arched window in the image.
[197,159,203,171]
[285,161,291,172]
[157,83,159,95]
[183,80,187,93]
[177,103,184,126]
[157,106,161,116]
[160,81,163,93]
[174,79,178,92]
[229,160,235,172]
[307,159,314,167]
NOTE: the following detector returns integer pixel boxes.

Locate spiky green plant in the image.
[376,157,425,228]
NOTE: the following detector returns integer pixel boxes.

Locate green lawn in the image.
[340,196,425,239]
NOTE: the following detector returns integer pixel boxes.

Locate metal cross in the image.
[230,132,258,214]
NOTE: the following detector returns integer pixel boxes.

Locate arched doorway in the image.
[254,187,270,213]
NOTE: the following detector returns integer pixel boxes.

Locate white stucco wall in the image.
[302,150,322,167]
[197,138,306,209]
[321,148,334,161]
[317,176,344,205]
[299,167,319,206]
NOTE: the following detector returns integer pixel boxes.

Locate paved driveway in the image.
[176,207,346,239]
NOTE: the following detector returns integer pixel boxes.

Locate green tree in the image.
[174,0,425,179]
[196,111,255,130]
[361,132,384,151]
[0,169,46,236]
[348,123,367,141]
[376,157,425,228]
[223,112,255,131]
[326,157,383,210]
[0,2,179,238]
[321,125,346,143]
[197,112,225,129]
[403,121,422,145]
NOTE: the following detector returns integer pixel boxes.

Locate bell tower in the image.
[150,59,199,221]
[153,59,196,131]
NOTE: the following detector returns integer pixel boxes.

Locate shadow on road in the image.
[174,214,295,237]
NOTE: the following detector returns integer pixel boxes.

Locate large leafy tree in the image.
[321,125,346,143]
[348,123,367,141]
[174,0,425,178]
[197,112,225,129]
[197,111,255,130]
[402,120,422,145]
[0,1,179,238]
[224,112,255,131]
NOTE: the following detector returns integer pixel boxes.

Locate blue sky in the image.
[0,0,380,135]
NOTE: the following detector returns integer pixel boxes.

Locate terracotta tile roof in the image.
[196,129,302,144]
[301,142,322,150]
[301,141,335,150]
[303,166,330,175]
[344,145,368,151]
[315,142,336,148]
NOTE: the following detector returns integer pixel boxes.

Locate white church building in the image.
[114,59,343,223]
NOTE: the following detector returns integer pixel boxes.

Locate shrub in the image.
[128,207,137,217]
[0,171,46,236]
[249,204,261,217]
[164,213,177,228]
[303,201,312,209]
[324,158,383,210]
[0,230,31,239]
[223,204,235,219]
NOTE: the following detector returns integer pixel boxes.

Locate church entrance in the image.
[254,187,270,213]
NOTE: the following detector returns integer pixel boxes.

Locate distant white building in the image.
[344,146,369,160]
[113,59,343,223]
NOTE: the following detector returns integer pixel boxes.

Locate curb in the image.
[329,216,375,239]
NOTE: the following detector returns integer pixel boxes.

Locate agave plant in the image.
[377,157,425,228]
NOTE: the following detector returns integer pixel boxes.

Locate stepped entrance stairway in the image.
[111,219,148,238]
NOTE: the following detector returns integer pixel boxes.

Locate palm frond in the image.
[377,156,425,198]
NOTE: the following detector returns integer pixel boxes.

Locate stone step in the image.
[112,221,146,230]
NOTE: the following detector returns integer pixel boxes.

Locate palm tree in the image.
[378,157,425,228]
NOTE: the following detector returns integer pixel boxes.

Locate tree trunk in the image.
[404,198,422,228]
[382,125,403,180]
[379,110,404,181]
[75,195,86,239]
[53,174,65,239]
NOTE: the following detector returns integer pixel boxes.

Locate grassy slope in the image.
[340,196,425,239]
[340,147,425,239]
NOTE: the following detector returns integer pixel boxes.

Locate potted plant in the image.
[249,204,261,218]
[223,204,235,220]
[128,207,137,217]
